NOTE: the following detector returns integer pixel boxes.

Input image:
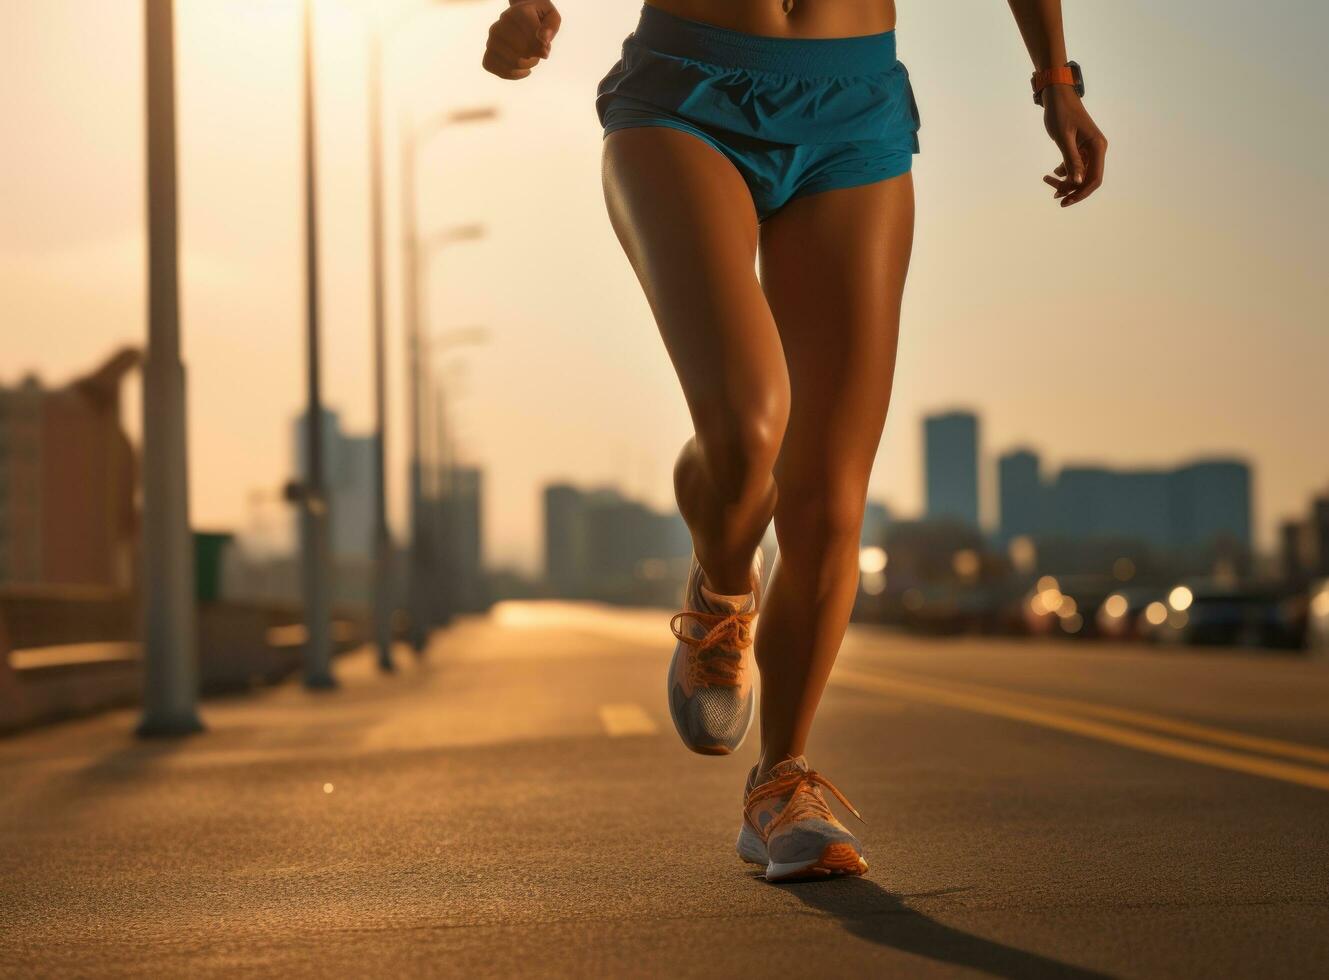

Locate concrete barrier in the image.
[0,586,369,735]
[0,586,139,733]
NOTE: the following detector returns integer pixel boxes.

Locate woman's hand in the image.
[1041,85,1107,207]
[482,0,561,80]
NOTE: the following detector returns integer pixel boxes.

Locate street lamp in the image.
[407,226,487,648]
[297,0,335,690]
[365,0,487,674]
[401,104,494,652]
[428,358,467,624]
[422,326,487,523]
[138,0,203,737]
[420,331,485,628]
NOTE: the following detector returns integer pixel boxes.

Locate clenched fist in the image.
[482,0,562,80]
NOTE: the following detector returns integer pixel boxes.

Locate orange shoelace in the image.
[746,768,865,838]
[669,608,755,687]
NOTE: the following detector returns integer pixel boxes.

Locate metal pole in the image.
[300,0,335,689]
[433,382,453,626]
[138,0,203,738]
[402,118,428,653]
[367,31,394,673]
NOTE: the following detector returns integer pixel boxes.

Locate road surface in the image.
[2,601,1327,977]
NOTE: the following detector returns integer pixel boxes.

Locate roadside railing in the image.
[0,586,369,735]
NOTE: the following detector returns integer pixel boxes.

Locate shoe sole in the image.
[690,744,734,756]
[737,826,867,882]
[765,844,869,883]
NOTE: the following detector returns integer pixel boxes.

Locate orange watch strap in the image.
[1031,66,1077,95]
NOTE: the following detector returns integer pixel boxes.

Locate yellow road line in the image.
[926,675,1329,768]
[598,703,659,737]
[831,667,1329,792]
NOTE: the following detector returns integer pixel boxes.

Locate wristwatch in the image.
[1031,61,1084,105]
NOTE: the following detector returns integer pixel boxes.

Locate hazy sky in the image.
[2,0,1326,572]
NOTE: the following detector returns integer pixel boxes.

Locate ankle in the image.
[755,750,801,784]
[698,553,757,598]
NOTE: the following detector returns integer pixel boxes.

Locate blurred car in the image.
[1306,578,1329,656]
[1021,574,1121,639]
[1143,581,1307,650]
[890,582,1010,635]
[1094,586,1167,640]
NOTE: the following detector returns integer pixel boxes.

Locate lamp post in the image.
[413,229,485,637]
[365,0,489,672]
[401,112,493,652]
[366,27,393,673]
[421,328,487,625]
[298,0,335,690]
[138,0,203,737]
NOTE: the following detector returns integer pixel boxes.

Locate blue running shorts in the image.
[596,4,921,222]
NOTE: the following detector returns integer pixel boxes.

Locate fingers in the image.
[1054,127,1086,188]
[1043,162,1075,201]
[537,3,562,49]
[512,0,560,55]
[1040,97,1108,208]
[1059,131,1108,206]
[481,52,533,80]
[483,2,556,80]
[484,33,540,75]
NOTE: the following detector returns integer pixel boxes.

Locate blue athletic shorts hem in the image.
[601,118,730,162]
[785,158,915,206]
[596,4,921,223]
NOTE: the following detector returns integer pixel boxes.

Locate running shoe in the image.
[736,756,868,882]
[666,550,763,755]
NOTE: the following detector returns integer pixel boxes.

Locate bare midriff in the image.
[644,0,897,38]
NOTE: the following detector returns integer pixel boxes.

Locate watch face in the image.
[1067,60,1086,98]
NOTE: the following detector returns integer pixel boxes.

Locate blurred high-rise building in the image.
[542,482,690,602]
[997,449,1252,565]
[293,408,374,563]
[1171,460,1252,558]
[998,449,1042,543]
[440,464,486,612]
[544,482,590,596]
[1050,467,1173,544]
[1313,497,1329,576]
[861,499,892,547]
[1280,518,1310,581]
[0,350,139,588]
[924,411,979,527]
[1280,493,1329,582]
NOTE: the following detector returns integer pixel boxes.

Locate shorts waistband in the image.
[632,4,897,77]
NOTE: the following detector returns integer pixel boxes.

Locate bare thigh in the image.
[601,128,789,453]
[759,174,916,526]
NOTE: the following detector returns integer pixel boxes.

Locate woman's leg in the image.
[753,173,916,776]
[602,128,788,595]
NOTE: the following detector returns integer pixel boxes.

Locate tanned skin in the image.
[483,1,1107,780]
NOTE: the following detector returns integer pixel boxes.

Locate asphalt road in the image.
[2,601,1327,978]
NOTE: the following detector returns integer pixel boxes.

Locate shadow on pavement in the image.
[772,876,1113,979]
[18,735,190,813]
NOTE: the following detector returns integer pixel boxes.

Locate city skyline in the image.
[3,1,1326,572]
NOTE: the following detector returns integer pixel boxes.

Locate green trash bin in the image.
[194,531,235,603]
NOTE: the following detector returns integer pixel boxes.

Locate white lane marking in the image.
[598,703,659,737]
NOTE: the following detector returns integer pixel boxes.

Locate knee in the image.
[690,390,789,501]
[775,480,868,554]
